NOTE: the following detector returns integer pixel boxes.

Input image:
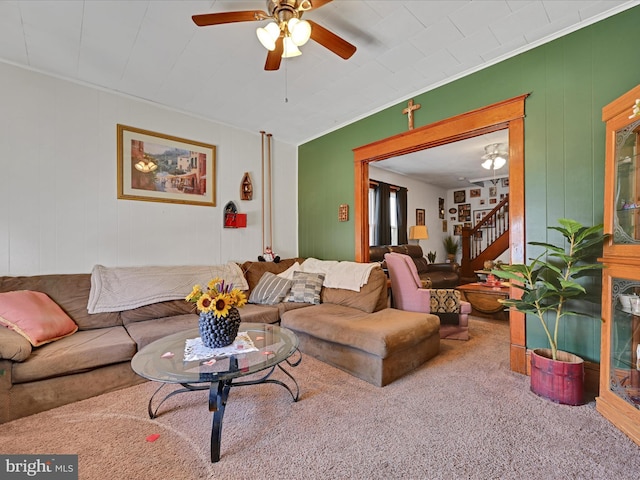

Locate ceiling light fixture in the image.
[256,10,311,58]
[481,143,508,170]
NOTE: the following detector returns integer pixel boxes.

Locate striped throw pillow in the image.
[248,272,292,305]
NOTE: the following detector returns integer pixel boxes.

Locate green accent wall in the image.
[298,6,640,362]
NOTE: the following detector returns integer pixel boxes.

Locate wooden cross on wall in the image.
[402,99,421,130]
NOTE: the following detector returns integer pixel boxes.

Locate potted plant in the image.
[443,235,460,263]
[427,251,437,263]
[491,218,607,405]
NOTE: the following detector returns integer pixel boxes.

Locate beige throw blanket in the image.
[87,263,249,314]
[300,258,377,292]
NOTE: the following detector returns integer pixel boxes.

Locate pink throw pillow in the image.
[0,290,78,347]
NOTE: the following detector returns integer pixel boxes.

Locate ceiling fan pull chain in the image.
[284,59,289,103]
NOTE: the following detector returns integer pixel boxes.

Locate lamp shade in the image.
[409,225,429,240]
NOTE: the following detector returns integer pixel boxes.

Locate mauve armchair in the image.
[385,252,471,340]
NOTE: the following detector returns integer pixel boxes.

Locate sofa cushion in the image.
[281,304,439,358]
[248,272,292,305]
[286,271,325,304]
[238,303,281,324]
[124,313,198,350]
[0,291,78,347]
[0,274,121,330]
[12,326,136,383]
[120,299,194,325]
[0,326,32,362]
[321,267,387,313]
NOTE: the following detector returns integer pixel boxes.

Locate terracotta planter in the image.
[530,348,584,406]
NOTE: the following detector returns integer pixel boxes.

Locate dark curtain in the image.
[375,182,391,246]
[396,186,408,244]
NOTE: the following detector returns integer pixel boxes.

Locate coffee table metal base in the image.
[146,349,301,462]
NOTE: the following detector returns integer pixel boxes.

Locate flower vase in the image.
[198,307,241,348]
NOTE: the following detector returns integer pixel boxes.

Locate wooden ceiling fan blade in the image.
[301,0,333,11]
[265,37,284,71]
[307,20,356,60]
[192,10,267,27]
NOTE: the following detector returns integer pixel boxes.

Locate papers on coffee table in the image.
[183,332,258,362]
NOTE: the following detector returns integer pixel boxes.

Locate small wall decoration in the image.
[480,199,486,205]
[240,172,253,200]
[439,198,445,219]
[338,204,349,222]
[501,177,509,187]
[416,208,425,225]
[117,124,216,207]
[442,220,448,232]
[489,198,497,204]
[224,201,246,228]
[489,186,497,197]
[454,224,463,236]
[469,188,481,198]
[453,190,466,203]
[448,207,457,214]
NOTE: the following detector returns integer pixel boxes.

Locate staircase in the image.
[460,194,509,280]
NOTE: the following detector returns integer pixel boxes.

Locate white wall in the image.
[369,165,448,262]
[0,62,298,275]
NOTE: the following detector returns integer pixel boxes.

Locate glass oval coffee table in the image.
[131,322,300,462]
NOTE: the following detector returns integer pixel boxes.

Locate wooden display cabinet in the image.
[597,84,640,445]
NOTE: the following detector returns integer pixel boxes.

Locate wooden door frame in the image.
[353,94,529,374]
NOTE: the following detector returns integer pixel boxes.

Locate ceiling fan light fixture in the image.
[256,21,280,51]
[288,18,311,46]
[481,159,494,170]
[282,36,302,57]
[493,156,507,169]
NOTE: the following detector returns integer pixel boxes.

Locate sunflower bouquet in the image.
[186,277,247,318]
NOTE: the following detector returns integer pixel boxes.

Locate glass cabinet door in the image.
[610,277,640,408]
[614,119,640,245]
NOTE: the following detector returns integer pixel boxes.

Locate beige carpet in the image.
[1,317,639,479]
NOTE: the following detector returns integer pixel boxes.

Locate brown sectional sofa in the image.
[370,244,460,288]
[0,258,440,423]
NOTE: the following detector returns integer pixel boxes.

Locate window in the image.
[369,180,404,246]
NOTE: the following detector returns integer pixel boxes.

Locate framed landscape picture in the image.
[117,124,216,206]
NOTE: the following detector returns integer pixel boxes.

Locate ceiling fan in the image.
[192,0,357,71]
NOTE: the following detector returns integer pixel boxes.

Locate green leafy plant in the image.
[426,251,437,263]
[492,219,607,361]
[443,235,460,256]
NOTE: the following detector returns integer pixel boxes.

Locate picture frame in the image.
[439,198,445,219]
[453,224,463,236]
[442,220,448,232]
[469,188,481,198]
[117,124,216,206]
[489,186,497,197]
[474,209,495,228]
[453,190,466,203]
[458,203,471,222]
[501,177,509,187]
[416,208,425,226]
[489,198,497,204]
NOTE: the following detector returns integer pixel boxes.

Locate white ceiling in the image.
[1,0,637,148]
